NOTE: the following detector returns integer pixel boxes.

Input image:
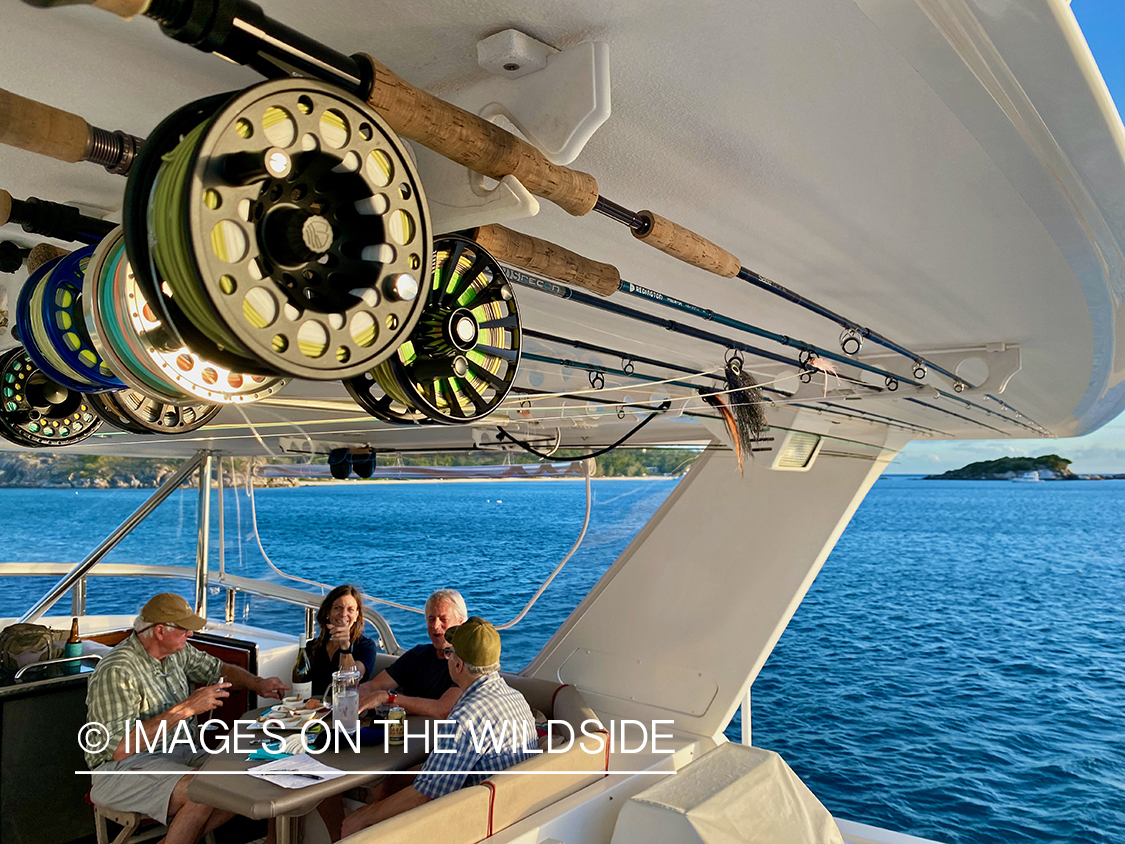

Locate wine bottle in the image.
[291,634,313,700]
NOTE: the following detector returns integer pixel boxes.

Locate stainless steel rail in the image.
[1,562,401,654]
[14,653,102,680]
[19,452,207,623]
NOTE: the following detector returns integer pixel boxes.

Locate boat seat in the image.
[341,676,608,843]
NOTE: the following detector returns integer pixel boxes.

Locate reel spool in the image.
[0,347,101,447]
[126,78,432,380]
[15,248,124,393]
[343,364,430,425]
[345,237,521,425]
[85,227,289,405]
[86,389,220,435]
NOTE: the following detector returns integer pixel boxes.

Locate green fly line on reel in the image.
[345,236,521,425]
[0,347,101,448]
[141,78,433,380]
[85,226,289,405]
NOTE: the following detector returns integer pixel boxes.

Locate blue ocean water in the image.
[0,476,1121,843]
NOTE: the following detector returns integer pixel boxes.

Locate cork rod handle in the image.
[471,224,621,297]
[632,211,741,278]
[0,88,91,164]
[26,243,70,274]
[360,55,600,218]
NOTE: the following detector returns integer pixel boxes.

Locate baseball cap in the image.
[141,594,207,631]
[445,616,501,666]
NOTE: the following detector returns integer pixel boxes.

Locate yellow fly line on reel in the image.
[135,77,433,381]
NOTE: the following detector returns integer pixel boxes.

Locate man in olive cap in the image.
[87,593,289,844]
[342,616,537,835]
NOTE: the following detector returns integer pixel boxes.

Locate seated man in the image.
[341,617,537,836]
[87,593,289,844]
[357,588,467,718]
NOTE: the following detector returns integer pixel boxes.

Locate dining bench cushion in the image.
[342,783,491,844]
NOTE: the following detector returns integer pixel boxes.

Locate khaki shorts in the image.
[89,746,208,825]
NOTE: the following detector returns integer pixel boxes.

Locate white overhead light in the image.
[771,431,823,471]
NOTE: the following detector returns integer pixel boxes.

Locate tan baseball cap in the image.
[445,616,501,666]
[141,593,207,631]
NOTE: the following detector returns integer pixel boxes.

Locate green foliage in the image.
[925,454,1073,480]
[393,447,701,477]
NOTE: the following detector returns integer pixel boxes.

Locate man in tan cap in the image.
[86,593,289,844]
[342,616,537,836]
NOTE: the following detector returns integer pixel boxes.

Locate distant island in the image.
[925,454,1125,481]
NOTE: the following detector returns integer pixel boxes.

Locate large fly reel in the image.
[345,237,521,424]
[0,347,101,447]
[124,78,432,381]
[84,227,288,406]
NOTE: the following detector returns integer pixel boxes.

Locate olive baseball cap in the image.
[141,593,207,631]
[446,616,501,666]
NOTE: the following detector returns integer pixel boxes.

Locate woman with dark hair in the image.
[306,584,378,696]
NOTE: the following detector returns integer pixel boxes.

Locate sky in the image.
[892,1,1125,475]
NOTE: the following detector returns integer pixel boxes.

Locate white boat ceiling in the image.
[2,0,1125,457]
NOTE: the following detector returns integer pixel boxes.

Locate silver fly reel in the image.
[141,78,433,380]
[84,227,289,405]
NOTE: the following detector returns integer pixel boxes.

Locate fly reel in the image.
[85,227,289,405]
[0,347,101,447]
[124,78,432,381]
[344,237,521,424]
[15,249,124,393]
[86,389,220,435]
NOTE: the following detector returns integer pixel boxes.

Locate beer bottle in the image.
[292,634,313,700]
[63,617,82,675]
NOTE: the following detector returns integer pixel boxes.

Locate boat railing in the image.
[7,449,402,653]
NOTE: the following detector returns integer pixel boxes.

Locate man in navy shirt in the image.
[357,589,467,718]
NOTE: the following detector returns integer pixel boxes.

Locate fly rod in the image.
[520,332,942,436]
[470,225,1047,436]
[21,0,977,381]
[0,189,115,244]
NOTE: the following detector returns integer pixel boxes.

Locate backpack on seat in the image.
[0,622,59,674]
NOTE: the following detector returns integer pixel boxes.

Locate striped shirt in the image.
[413,672,537,799]
[85,633,222,769]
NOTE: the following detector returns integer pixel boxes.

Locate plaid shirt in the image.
[85,633,222,769]
[413,672,537,799]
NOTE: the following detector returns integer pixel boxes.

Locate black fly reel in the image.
[85,389,220,435]
[0,347,101,447]
[344,237,521,424]
[124,78,432,381]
